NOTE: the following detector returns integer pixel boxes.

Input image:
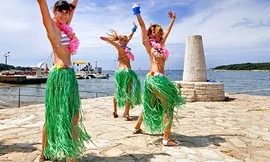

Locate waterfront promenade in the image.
[0,94,270,162]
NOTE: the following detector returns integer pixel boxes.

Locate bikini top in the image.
[60,32,70,45]
[55,21,79,54]
[150,39,169,66]
[118,44,135,61]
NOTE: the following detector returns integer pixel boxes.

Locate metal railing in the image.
[0,86,110,108]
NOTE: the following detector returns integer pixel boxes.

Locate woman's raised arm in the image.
[37,0,54,33]
[127,22,137,44]
[133,4,151,54]
[162,11,176,44]
[67,0,78,24]
[100,36,121,50]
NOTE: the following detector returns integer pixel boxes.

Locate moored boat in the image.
[73,60,110,80]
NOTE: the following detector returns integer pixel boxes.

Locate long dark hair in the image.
[53,0,75,12]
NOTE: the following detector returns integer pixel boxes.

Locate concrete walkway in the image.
[0,94,270,162]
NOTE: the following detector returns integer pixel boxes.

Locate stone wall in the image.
[175,81,225,102]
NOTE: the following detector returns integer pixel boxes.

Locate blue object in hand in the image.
[133,6,141,15]
[132,26,137,32]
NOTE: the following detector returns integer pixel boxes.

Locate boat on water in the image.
[73,60,110,80]
[0,60,110,84]
[89,73,111,79]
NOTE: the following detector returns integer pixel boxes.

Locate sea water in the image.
[0,70,269,108]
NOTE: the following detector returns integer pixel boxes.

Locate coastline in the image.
[0,93,270,161]
[211,69,270,72]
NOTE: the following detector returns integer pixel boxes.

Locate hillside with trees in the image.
[0,63,33,71]
[214,62,270,71]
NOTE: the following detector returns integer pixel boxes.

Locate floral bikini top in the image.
[55,21,79,55]
[118,44,135,61]
[150,39,169,65]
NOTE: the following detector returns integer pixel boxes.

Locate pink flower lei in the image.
[120,44,135,61]
[149,39,169,58]
[56,22,79,54]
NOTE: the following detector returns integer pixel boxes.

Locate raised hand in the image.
[132,3,141,15]
[133,22,137,27]
[132,22,138,32]
[168,11,176,20]
[100,36,108,41]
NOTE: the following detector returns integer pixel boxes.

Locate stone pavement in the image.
[0,94,270,162]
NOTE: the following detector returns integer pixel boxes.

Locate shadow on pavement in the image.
[150,133,237,147]
[169,133,231,147]
[80,152,170,162]
[0,141,39,155]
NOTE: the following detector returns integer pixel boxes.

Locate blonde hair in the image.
[106,30,127,42]
[106,30,119,41]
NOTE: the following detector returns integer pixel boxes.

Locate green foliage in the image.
[0,63,33,71]
[0,63,15,71]
[214,62,270,70]
[15,66,33,71]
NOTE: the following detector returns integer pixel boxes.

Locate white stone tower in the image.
[183,35,207,82]
[177,35,225,102]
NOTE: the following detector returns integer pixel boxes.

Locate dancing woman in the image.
[100,23,142,121]
[37,0,90,161]
[132,3,185,146]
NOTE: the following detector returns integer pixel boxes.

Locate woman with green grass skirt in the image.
[132,4,185,146]
[44,65,90,160]
[115,68,142,109]
[37,0,90,161]
[142,72,185,133]
[100,23,142,121]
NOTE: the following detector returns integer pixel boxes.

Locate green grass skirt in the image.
[115,68,142,108]
[143,74,186,133]
[44,67,90,160]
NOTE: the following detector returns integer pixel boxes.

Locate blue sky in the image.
[0,0,269,70]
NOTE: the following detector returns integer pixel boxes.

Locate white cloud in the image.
[171,0,270,46]
[167,0,270,68]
